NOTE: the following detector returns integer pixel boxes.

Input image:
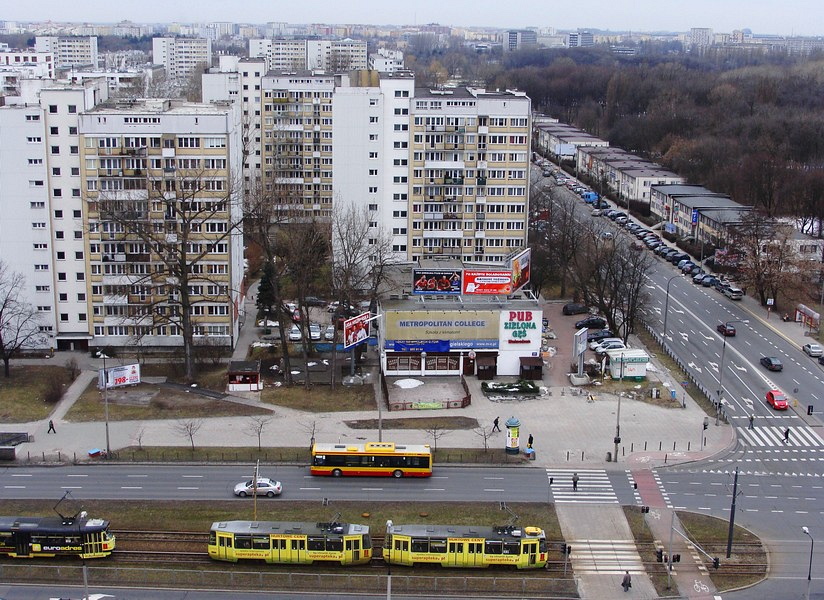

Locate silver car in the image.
[234,477,282,497]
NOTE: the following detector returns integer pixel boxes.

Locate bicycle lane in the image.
[633,467,719,599]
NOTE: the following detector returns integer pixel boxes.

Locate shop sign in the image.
[499,310,542,347]
[384,310,499,348]
[462,270,513,295]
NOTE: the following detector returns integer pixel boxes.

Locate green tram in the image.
[208,520,371,565]
[383,521,548,569]
[0,515,115,559]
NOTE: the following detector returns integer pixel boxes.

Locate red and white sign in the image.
[462,270,514,295]
[500,310,542,346]
[98,363,141,390]
[344,312,371,349]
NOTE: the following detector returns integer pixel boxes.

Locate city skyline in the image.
[3,0,824,37]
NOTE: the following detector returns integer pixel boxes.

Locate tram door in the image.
[14,532,31,556]
[392,537,410,565]
[215,532,232,561]
[448,541,465,566]
[344,537,360,563]
[466,541,483,567]
[524,541,537,566]
[291,538,306,563]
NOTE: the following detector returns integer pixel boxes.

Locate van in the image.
[724,286,744,300]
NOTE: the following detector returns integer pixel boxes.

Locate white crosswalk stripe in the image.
[567,539,645,575]
[738,426,824,448]
[546,468,618,504]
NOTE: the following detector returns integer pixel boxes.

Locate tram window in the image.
[503,542,520,555]
[468,543,481,554]
[235,535,252,550]
[292,539,305,550]
[327,539,343,551]
[429,539,447,553]
[539,540,548,552]
[411,538,429,553]
[308,537,325,551]
[209,532,216,545]
[274,538,286,550]
[252,536,270,550]
[485,541,503,554]
[219,537,231,547]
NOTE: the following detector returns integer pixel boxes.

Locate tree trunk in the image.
[2,357,10,378]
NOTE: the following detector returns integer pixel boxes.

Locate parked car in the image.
[614,216,629,225]
[717,323,736,336]
[677,259,691,269]
[765,389,788,410]
[288,324,302,342]
[724,286,744,300]
[669,253,689,264]
[589,336,623,351]
[586,329,615,343]
[323,324,336,341]
[575,315,608,329]
[562,302,589,315]
[819,355,824,366]
[309,323,322,341]
[702,276,718,287]
[803,343,824,357]
[760,356,783,372]
[303,296,326,307]
[594,340,626,353]
[713,279,731,293]
[591,209,603,217]
[692,273,707,284]
[234,477,283,497]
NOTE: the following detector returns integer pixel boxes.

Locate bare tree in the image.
[244,414,274,450]
[298,419,320,450]
[424,426,451,451]
[0,261,46,377]
[473,425,495,452]
[64,357,80,381]
[134,426,146,451]
[174,418,204,450]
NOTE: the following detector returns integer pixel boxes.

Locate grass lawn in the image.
[261,382,375,412]
[0,365,73,423]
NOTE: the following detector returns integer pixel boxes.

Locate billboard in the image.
[499,309,542,348]
[462,270,514,295]
[384,310,500,350]
[412,269,462,295]
[98,363,141,390]
[509,248,531,291]
[343,312,371,349]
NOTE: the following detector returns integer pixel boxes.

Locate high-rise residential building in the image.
[79,98,244,353]
[567,31,595,48]
[0,49,55,78]
[368,48,405,73]
[35,36,99,68]
[504,30,538,52]
[152,37,213,80]
[689,28,714,47]
[249,39,368,72]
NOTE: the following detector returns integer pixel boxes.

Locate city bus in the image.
[310,442,432,478]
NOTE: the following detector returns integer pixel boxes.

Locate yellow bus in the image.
[383,522,547,569]
[208,520,371,565]
[310,442,432,478]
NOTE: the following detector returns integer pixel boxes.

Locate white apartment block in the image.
[249,39,367,72]
[35,36,98,68]
[368,48,405,73]
[67,65,165,94]
[152,37,212,80]
[0,50,55,78]
[260,71,336,219]
[79,98,244,353]
[202,56,267,189]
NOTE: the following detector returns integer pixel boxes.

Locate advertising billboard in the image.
[98,363,141,390]
[384,310,500,349]
[462,270,514,295]
[509,248,531,291]
[412,269,462,295]
[343,312,371,349]
[499,309,542,348]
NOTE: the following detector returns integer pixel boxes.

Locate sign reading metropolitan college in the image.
[384,310,500,350]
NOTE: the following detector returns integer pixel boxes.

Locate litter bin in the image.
[606,451,612,462]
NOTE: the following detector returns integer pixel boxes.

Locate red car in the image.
[766,389,788,410]
[716,323,736,336]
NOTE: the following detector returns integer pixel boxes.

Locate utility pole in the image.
[726,466,740,558]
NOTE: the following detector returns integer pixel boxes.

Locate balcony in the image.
[477,177,487,186]
[444,177,464,185]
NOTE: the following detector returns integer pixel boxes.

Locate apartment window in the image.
[75,251,83,260]
[53,189,62,197]
[50,127,59,135]
[26,114,40,121]
[68,105,77,114]
[33,243,47,250]
[28,158,43,165]
[57,272,66,280]
[72,188,81,197]
[27,137,42,143]
[56,251,65,260]
[73,210,81,218]
[35,265,50,272]
[369,134,378,140]
[74,231,82,239]
[37,306,52,312]
[393,124,408,131]
[368,203,379,211]
[59,293,68,302]
[55,231,64,239]
[369,169,378,176]
[30,202,45,209]
[69,126,78,135]
[77,293,86,301]
[76,272,85,281]
[368,186,378,193]
[70,146,78,155]
[78,313,87,322]
[177,137,200,148]
[50,146,60,155]
[60,313,69,322]
[54,210,63,218]
[36,285,50,292]
[32,222,46,229]
[369,116,379,123]
[49,105,58,114]
[71,167,79,176]
[52,167,61,176]
[369,152,378,158]
[394,90,409,97]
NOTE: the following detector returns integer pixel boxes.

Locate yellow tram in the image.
[208,520,371,565]
[0,515,115,559]
[383,521,547,569]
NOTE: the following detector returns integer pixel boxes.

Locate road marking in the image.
[67,474,88,477]
[182,475,203,478]
[177,487,199,490]
[299,487,321,491]
[120,486,142,490]
[127,474,148,478]
[483,477,504,480]
[424,488,445,491]
[60,486,82,489]
[361,488,384,491]
[4,485,26,489]
[11,474,32,477]
[484,488,505,492]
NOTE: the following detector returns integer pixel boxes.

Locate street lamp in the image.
[613,351,625,463]
[662,274,681,337]
[96,351,111,457]
[716,320,748,426]
[803,526,814,600]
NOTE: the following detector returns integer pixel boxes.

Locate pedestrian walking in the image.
[572,472,579,491]
[47,420,56,434]
[621,571,632,592]
[748,414,754,430]
[784,427,791,443]
[527,433,534,448]
[492,417,501,432]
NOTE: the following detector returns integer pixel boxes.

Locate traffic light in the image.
[703,417,709,430]
[713,557,720,569]
[656,549,663,562]
[673,553,681,563]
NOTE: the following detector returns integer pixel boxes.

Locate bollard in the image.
[673,441,676,451]
[658,441,662,451]
[644,441,648,451]
[664,454,668,464]
[58,451,61,462]
[631,443,634,452]
[581,451,584,461]
[622,447,625,456]
[566,451,570,461]
[688,441,691,450]
[73,452,76,462]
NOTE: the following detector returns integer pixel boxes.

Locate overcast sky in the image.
[5,0,824,37]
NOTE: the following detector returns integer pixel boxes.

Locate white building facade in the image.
[35,36,98,68]
[152,37,212,80]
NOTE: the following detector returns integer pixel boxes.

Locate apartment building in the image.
[0,49,55,78]
[260,71,336,219]
[368,48,405,73]
[249,39,367,72]
[152,37,212,80]
[409,87,531,263]
[78,98,244,353]
[35,36,98,68]
[503,30,538,52]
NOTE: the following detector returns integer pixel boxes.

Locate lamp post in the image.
[803,527,814,600]
[716,320,748,426]
[96,352,111,457]
[613,351,624,463]
[662,274,681,337]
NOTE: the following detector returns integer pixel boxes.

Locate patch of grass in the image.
[590,377,682,409]
[345,416,479,430]
[0,365,72,423]
[140,364,228,391]
[261,383,375,412]
[64,381,270,422]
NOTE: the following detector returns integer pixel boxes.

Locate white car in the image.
[589,337,622,351]
[309,323,322,341]
[324,324,336,341]
[803,343,823,357]
[234,477,282,497]
[288,324,302,341]
[594,340,626,353]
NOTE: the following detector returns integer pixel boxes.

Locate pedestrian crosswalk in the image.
[546,468,618,504]
[738,425,824,448]
[567,539,645,575]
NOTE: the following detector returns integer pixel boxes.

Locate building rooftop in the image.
[89,98,233,115]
